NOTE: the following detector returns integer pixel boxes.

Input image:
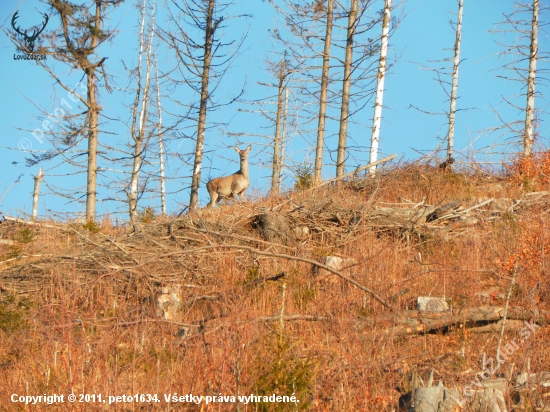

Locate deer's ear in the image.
[234,146,240,153]
[246,145,251,153]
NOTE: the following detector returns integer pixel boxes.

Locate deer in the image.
[206,145,251,208]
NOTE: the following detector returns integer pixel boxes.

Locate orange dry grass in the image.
[0,166,549,411]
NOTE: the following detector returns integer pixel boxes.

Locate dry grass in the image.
[1,164,549,411]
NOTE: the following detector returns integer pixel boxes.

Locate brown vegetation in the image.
[1,163,550,411]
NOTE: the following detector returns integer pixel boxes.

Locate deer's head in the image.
[234,145,251,163]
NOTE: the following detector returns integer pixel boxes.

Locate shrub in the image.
[253,330,316,411]
[505,149,550,191]
[138,207,156,223]
[293,163,314,191]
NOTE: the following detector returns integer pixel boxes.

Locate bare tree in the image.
[489,0,547,157]
[8,0,122,222]
[408,0,468,165]
[314,0,334,185]
[128,0,156,222]
[189,0,215,210]
[161,0,247,210]
[155,55,167,216]
[268,0,384,179]
[271,59,286,195]
[369,0,391,174]
[524,0,539,157]
[279,88,290,191]
[336,0,358,178]
[445,0,463,164]
[32,168,43,220]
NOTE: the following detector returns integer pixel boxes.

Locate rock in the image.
[253,213,292,245]
[437,388,461,412]
[413,385,444,411]
[479,378,508,394]
[512,372,550,410]
[318,256,356,281]
[469,388,507,412]
[417,297,449,312]
[329,256,357,270]
[399,384,463,412]
[516,371,550,388]
[153,286,183,320]
[400,384,507,412]
[293,225,309,239]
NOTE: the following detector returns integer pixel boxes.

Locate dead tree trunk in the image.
[83,2,105,222]
[524,0,538,157]
[155,56,166,216]
[446,0,463,164]
[129,1,155,222]
[189,0,215,209]
[271,59,286,196]
[44,0,118,222]
[336,0,358,178]
[279,88,289,192]
[86,70,99,222]
[32,168,43,220]
[369,0,391,175]
[314,0,334,186]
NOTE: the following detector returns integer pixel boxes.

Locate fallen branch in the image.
[252,314,331,323]
[2,215,65,231]
[380,306,549,337]
[469,319,525,334]
[124,244,396,311]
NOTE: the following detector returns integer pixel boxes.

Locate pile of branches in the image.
[0,185,548,334]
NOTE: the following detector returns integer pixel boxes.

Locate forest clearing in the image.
[1,161,550,411]
[2,0,549,409]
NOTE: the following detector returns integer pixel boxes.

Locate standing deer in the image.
[206,145,251,208]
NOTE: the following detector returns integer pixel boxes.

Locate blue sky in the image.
[0,0,548,218]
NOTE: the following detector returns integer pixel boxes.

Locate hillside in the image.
[1,165,550,411]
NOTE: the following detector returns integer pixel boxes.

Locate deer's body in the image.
[206,145,251,208]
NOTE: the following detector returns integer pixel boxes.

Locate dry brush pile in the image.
[1,165,550,411]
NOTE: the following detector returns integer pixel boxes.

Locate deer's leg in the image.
[207,192,218,208]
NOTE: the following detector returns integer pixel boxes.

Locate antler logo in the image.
[11,11,49,53]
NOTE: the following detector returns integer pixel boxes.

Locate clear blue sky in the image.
[0,0,548,218]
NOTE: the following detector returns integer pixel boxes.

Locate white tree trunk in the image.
[32,168,43,220]
[129,0,155,222]
[279,88,289,192]
[369,0,392,175]
[524,0,538,157]
[446,0,463,164]
[155,55,166,216]
[271,59,285,195]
